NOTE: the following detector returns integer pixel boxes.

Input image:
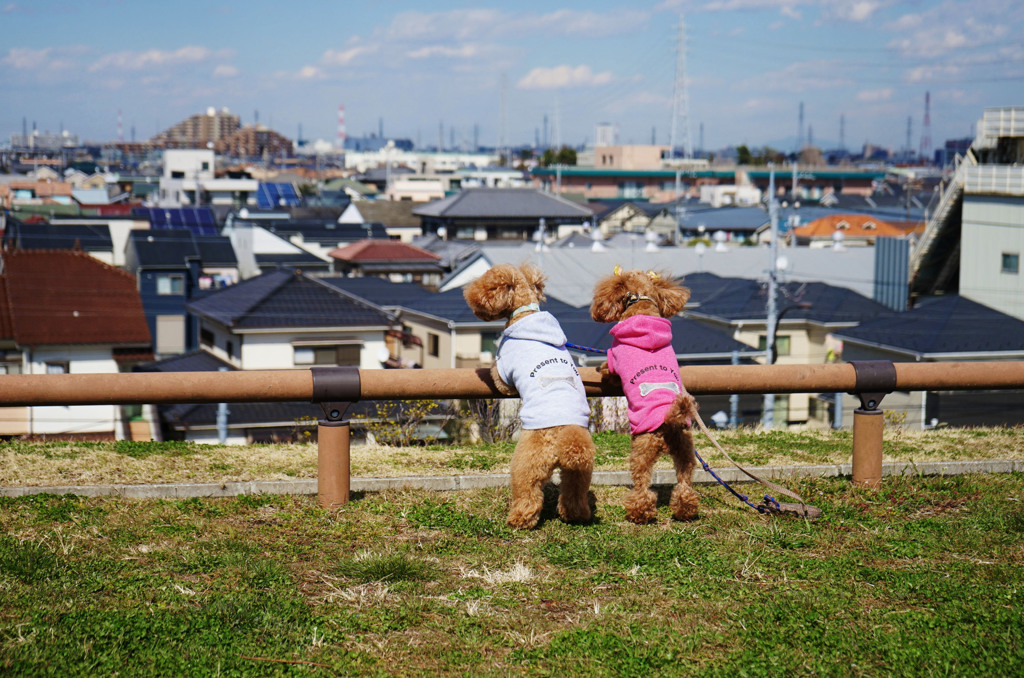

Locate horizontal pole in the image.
[0,361,1023,407]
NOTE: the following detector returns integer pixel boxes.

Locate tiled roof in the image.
[413,188,594,219]
[684,274,889,325]
[320,276,434,307]
[328,239,441,263]
[129,229,238,268]
[794,214,904,239]
[186,268,395,329]
[0,249,151,346]
[4,221,113,253]
[832,295,1024,356]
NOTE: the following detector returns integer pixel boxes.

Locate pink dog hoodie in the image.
[607,314,684,434]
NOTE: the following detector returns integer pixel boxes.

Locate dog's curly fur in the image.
[591,269,700,523]
[464,263,596,529]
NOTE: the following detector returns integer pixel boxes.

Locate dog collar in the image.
[511,302,540,318]
[624,293,654,308]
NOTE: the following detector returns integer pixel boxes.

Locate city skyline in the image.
[3,0,1023,154]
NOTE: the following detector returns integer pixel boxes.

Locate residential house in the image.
[328,239,443,287]
[0,249,152,439]
[414,187,594,241]
[684,273,891,426]
[790,213,906,248]
[439,242,878,305]
[186,268,397,371]
[124,228,239,357]
[831,295,1024,429]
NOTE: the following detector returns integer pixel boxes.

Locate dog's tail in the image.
[664,390,698,429]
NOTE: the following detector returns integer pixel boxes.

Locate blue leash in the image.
[565,342,607,354]
[693,447,781,514]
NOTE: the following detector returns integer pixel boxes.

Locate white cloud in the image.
[297,65,327,80]
[382,7,648,42]
[857,88,893,102]
[517,64,614,90]
[319,45,376,66]
[89,46,214,72]
[3,46,52,69]
[406,44,482,60]
[213,64,238,78]
[832,0,879,22]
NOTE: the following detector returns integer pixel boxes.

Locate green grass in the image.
[2,472,1023,676]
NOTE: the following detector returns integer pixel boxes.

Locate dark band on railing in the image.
[849,360,897,411]
[310,366,361,422]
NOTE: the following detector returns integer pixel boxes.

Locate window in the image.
[758,334,791,358]
[155,315,185,354]
[46,361,69,374]
[427,333,440,358]
[200,328,215,348]
[226,341,235,359]
[171,170,185,179]
[480,331,500,357]
[156,274,185,295]
[1002,252,1020,275]
[293,344,361,367]
[619,181,644,199]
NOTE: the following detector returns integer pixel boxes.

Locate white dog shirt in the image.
[495,311,591,430]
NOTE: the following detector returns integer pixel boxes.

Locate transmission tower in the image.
[669,16,692,159]
[797,101,804,153]
[499,73,508,163]
[919,91,932,163]
[839,113,845,152]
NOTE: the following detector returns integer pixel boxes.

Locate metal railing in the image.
[3,360,1024,507]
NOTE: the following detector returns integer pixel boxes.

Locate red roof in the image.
[328,239,441,263]
[794,214,904,239]
[0,249,151,346]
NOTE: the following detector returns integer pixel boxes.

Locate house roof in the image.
[319,276,434,308]
[328,239,441,263]
[354,199,421,227]
[832,295,1024,357]
[559,311,756,363]
[186,268,395,330]
[793,214,905,239]
[684,273,890,325]
[413,188,594,220]
[128,229,238,268]
[3,220,113,252]
[0,249,151,346]
[255,252,332,271]
[263,219,390,245]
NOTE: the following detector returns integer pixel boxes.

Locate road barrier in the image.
[3,360,1024,507]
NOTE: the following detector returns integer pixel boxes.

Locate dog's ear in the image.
[652,275,691,317]
[464,266,517,321]
[519,263,547,302]
[590,273,626,323]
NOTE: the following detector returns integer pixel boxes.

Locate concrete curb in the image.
[1,460,1020,500]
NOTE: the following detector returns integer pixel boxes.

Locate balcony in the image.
[965,165,1024,197]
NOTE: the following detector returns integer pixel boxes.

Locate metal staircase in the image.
[909,149,976,294]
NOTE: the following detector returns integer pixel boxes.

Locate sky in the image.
[3,0,1023,154]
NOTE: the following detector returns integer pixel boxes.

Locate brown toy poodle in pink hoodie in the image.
[591,268,699,523]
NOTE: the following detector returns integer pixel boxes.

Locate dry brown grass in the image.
[1,426,1021,488]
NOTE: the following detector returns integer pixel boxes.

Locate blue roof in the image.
[320,276,434,307]
[832,295,1024,356]
[186,268,395,329]
[682,272,889,325]
[257,183,301,209]
[132,206,220,235]
[129,229,237,268]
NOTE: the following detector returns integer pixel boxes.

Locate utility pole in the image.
[762,166,780,430]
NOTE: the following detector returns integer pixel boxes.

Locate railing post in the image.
[310,367,361,509]
[849,360,896,489]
